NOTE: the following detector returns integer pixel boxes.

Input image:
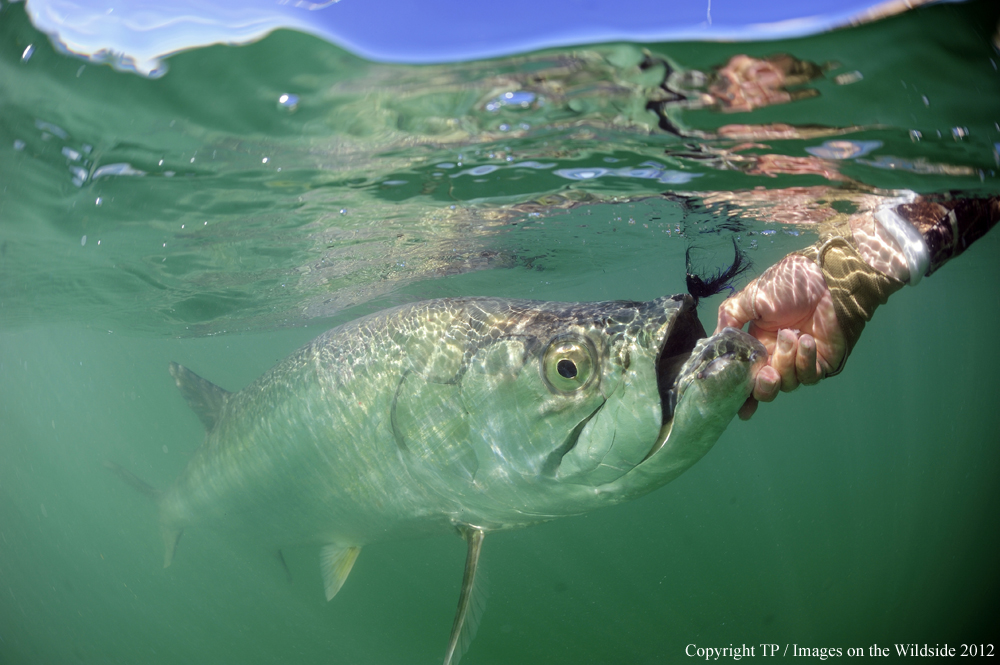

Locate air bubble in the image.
[485,91,535,111]
[278,93,299,111]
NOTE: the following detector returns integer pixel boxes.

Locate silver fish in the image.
[110,293,765,664]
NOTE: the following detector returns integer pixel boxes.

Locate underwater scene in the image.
[1,0,999,662]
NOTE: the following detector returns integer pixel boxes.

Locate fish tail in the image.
[103,460,162,501]
[103,460,183,567]
[161,524,183,568]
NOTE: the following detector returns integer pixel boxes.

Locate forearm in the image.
[718,192,999,418]
[799,193,999,373]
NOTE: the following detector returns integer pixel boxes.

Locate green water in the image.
[1,1,999,662]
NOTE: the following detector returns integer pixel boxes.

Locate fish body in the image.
[136,293,764,662]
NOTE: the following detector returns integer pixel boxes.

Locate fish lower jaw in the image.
[640,348,761,465]
[640,418,674,462]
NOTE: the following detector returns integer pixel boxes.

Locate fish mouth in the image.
[643,300,766,463]
[541,295,706,480]
[542,295,762,481]
[654,297,706,425]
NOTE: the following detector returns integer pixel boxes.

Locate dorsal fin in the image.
[320,543,362,601]
[168,362,231,432]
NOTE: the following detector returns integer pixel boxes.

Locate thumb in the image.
[714,282,757,334]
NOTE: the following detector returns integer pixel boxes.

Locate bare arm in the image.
[717,194,999,419]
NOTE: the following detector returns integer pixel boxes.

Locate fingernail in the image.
[761,373,778,391]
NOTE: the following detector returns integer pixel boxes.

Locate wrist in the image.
[850,191,931,285]
[796,212,907,376]
[872,192,931,285]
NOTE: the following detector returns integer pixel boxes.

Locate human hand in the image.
[714,254,846,420]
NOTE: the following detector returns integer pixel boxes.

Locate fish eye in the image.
[542,335,597,394]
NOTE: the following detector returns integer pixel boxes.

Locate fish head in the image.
[537,295,766,492]
[455,294,765,501]
[611,322,768,495]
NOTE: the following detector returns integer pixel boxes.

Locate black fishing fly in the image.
[685,238,753,301]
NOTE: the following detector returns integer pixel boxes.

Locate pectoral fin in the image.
[443,526,488,665]
[320,544,361,601]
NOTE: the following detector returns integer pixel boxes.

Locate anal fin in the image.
[320,543,361,601]
[443,526,488,665]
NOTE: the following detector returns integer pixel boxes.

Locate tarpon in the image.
[109,293,765,664]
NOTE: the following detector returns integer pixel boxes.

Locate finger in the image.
[714,281,758,334]
[773,329,799,392]
[796,334,820,385]
[738,397,759,420]
[753,365,781,403]
[747,322,778,358]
